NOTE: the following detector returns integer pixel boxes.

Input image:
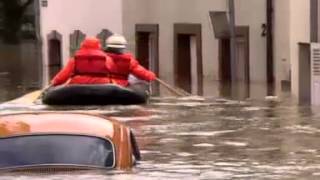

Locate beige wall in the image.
[274,0,291,94]
[40,0,122,84]
[289,0,310,98]
[123,0,271,97]
[235,0,266,83]
[123,0,227,96]
[274,0,310,99]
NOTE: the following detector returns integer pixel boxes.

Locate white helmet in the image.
[106,34,127,49]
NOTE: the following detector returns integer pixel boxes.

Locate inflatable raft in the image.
[42,84,148,105]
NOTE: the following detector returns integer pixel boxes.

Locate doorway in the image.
[135,24,159,95]
[219,26,250,99]
[219,39,232,97]
[176,34,192,92]
[174,24,203,95]
[47,30,62,80]
[136,32,150,69]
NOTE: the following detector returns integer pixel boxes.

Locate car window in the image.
[0,134,115,169]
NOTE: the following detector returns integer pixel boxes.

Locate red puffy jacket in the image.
[51,57,113,86]
[51,38,112,86]
[106,53,156,86]
[51,38,156,87]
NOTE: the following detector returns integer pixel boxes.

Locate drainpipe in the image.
[266,0,274,95]
[228,0,237,84]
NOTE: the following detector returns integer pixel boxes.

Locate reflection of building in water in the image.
[0,0,41,101]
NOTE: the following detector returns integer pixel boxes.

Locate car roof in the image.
[0,113,116,139]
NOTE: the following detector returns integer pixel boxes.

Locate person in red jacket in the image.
[51,37,112,86]
[104,34,156,87]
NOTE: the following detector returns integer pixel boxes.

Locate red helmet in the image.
[80,37,101,49]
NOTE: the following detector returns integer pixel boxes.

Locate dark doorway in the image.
[219,26,250,99]
[48,39,61,79]
[47,30,62,80]
[136,32,150,69]
[219,39,232,97]
[174,24,203,95]
[135,24,159,96]
[176,34,192,93]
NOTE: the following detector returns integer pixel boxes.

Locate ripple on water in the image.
[242,106,266,111]
[159,138,179,143]
[193,143,215,147]
[173,130,236,137]
[176,152,195,157]
[177,96,206,101]
[222,116,245,121]
[109,115,163,122]
[222,141,248,147]
[152,102,217,107]
[285,125,320,134]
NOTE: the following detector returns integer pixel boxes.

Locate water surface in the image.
[1,95,320,179]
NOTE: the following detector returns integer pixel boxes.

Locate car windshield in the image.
[0,134,115,169]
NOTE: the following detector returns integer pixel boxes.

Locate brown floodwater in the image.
[1,88,320,179]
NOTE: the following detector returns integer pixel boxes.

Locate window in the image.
[0,134,115,169]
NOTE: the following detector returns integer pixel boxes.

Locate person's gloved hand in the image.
[147,72,156,81]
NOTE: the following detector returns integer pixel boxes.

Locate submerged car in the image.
[0,112,141,172]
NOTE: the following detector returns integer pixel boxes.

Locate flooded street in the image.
[1,93,320,179]
[1,0,319,178]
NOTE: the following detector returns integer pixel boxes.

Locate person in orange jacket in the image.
[51,37,112,86]
[103,34,156,87]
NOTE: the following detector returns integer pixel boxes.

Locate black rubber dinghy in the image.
[42,84,148,105]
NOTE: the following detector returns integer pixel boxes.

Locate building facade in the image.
[274,0,311,101]
[2,0,319,101]
[122,0,320,100]
[123,0,270,98]
[39,0,123,84]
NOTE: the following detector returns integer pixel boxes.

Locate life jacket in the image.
[74,49,108,76]
[106,53,132,80]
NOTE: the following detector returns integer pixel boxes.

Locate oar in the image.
[155,78,191,97]
[39,84,53,98]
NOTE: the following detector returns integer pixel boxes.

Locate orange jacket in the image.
[51,54,156,87]
[106,53,156,86]
[51,37,112,86]
[51,38,156,87]
[51,58,113,86]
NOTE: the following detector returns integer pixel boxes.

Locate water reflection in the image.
[0,75,24,103]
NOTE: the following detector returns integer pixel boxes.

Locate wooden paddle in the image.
[155,78,191,97]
